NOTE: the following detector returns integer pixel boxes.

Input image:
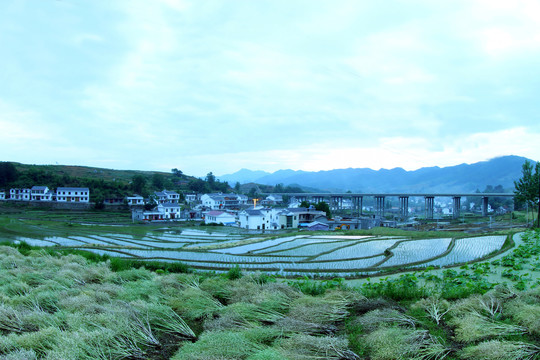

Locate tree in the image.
[300,200,311,208]
[514,160,540,227]
[206,172,216,190]
[274,183,284,193]
[152,173,165,190]
[481,185,512,212]
[131,175,146,195]
[171,168,183,178]
[234,182,241,193]
[188,178,209,193]
[0,162,18,187]
[315,201,332,218]
[247,187,259,199]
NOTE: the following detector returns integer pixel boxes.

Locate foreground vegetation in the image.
[0,230,539,359]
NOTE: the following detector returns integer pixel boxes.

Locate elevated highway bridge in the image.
[262,193,515,219]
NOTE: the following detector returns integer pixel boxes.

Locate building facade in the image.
[56,187,90,202]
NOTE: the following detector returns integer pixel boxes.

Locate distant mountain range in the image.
[218,155,531,193]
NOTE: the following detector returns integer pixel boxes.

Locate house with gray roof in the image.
[154,190,180,204]
[204,210,236,225]
[31,186,53,201]
[126,194,144,206]
[201,193,245,210]
[131,202,181,222]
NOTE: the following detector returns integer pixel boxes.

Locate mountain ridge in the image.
[218,155,531,193]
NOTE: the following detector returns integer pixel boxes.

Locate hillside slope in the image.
[219,155,530,193]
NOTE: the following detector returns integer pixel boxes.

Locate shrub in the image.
[360,274,430,301]
[227,264,243,280]
[278,334,358,360]
[169,287,223,321]
[460,340,540,360]
[364,327,449,360]
[505,299,540,336]
[450,314,528,343]
[288,276,348,296]
[204,302,284,332]
[246,348,288,360]
[354,308,416,333]
[171,330,264,360]
[288,290,361,325]
[0,349,38,360]
[362,327,410,360]
[109,268,154,284]
[5,326,62,357]
[199,276,233,304]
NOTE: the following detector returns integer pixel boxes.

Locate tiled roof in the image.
[57,187,89,192]
[207,210,233,216]
[161,202,181,208]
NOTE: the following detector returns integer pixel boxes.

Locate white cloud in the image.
[1,1,539,175]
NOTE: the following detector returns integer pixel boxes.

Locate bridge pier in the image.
[375,196,385,218]
[331,196,343,210]
[425,196,434,219]
[311,195,324,204]
[352,196,363,217]
[453,196,461,219]
[330,196,336,210]
[482,196,489,216]
[399,196,409,219]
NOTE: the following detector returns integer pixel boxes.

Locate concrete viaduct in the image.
[262,193,514,219]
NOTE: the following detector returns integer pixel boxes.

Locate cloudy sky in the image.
[1,0,539,177]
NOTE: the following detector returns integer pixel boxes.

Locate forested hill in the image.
[219,155,531,193]
[0,162,231,202]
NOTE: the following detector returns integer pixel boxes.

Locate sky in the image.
[1,0,540,178]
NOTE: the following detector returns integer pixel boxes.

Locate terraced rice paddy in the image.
[378,238,452,268]
[0,220,511,276]
[421,235,507,268]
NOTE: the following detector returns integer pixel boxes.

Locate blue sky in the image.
[1,0,539,177]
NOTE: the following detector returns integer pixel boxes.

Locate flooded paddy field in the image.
[0,216,515,277]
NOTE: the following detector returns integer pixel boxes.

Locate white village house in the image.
[201,193,246,210]
[9,188,31,201]
[31,186,53,201]
[264,194,283,205]
[204,210,236,225]
[239,207,327,230]
[159,203,182,219]
[154,190,180,204]
[184,193,198,204]
[132,202,182,222]
[56,187,90,203]
[238,208,299,230]
[0,191,5,200]
[126,194,144,206]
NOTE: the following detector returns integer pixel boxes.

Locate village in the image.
[0,186,389,231]
[130,192,375,231]
[1,181,511,233]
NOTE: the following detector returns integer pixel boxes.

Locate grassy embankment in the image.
[0,230,539,359]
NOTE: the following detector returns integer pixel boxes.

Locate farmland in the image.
[0,228,539,359]
[0,209,539,359]
[0,215,518,277]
